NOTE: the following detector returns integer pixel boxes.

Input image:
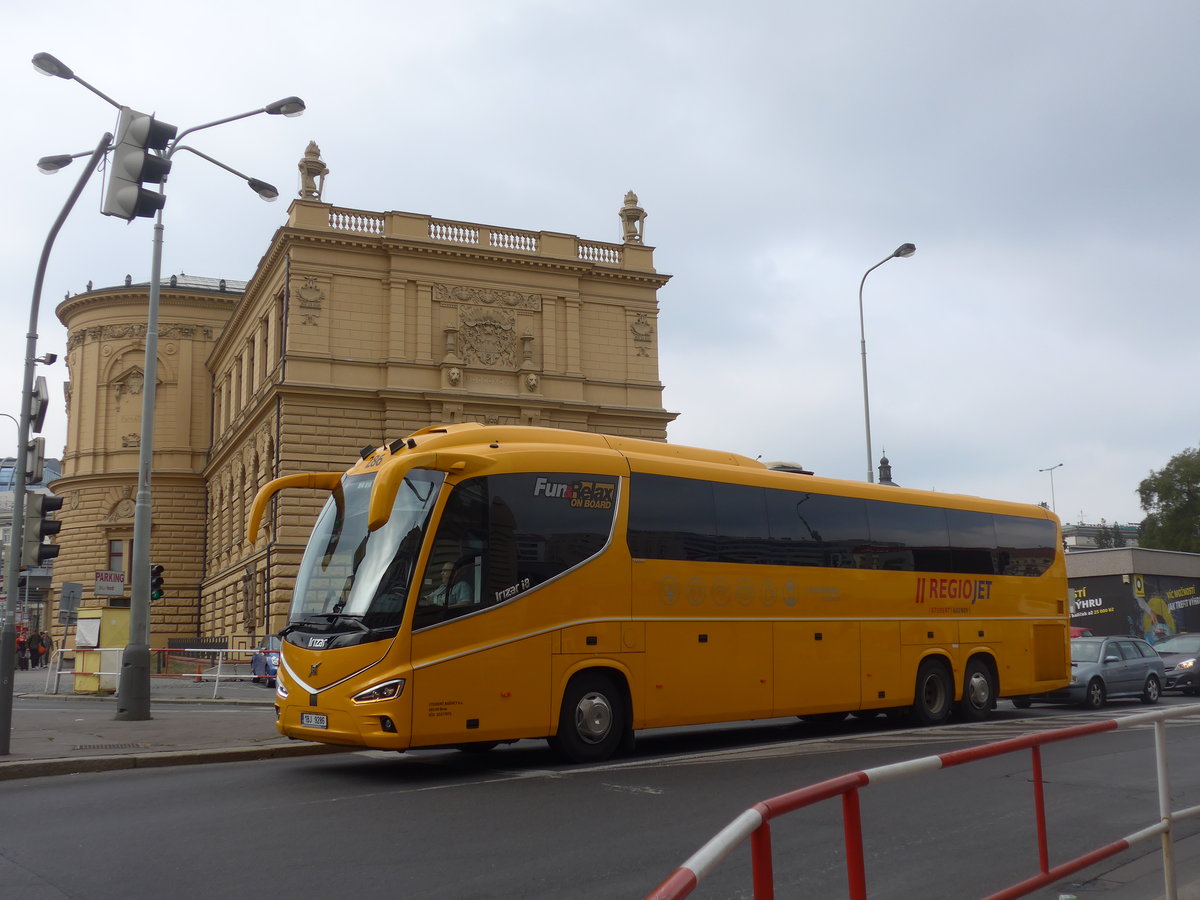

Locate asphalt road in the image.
[4,699,1200,899]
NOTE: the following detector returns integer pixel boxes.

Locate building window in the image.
[108,538,132,573]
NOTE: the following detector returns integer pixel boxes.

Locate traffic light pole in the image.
[30,51,304,726]
[114,209,163,720]
[0,133,111,754]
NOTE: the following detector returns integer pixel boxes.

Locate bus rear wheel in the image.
[911,658,953,726]
[551,671,625,764]
[958,658,995,722]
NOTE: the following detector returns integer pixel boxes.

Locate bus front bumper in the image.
[276,701,411,750]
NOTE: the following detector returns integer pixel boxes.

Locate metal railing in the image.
[42,647,274,700]
[646,705,1200,900]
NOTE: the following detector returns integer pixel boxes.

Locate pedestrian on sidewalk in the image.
[16,634,28,670]
[39,632,53,668]
[28,637,40,670]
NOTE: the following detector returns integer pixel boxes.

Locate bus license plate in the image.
[301,713,328,729]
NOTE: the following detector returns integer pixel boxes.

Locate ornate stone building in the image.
[50,146,674,650]
[53,276,239,640]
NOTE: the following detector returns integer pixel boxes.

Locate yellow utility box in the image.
[73,606,130,693]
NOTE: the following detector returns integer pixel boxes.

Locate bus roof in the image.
[349,423,1056,522]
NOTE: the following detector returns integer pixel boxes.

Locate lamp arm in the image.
[169,107,269,154]
[172,145,253,182]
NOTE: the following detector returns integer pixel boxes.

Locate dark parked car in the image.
[251,635,281,687]
[1154,633,1200,695]
[1012,636,1164,710]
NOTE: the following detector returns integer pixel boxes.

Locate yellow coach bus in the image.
[248,423,1069,763]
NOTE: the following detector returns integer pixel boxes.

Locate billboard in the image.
[1071,573,1200,644]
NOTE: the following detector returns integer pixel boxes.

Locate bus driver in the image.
[423,562,472,607]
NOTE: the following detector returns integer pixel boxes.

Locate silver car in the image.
[1012,636,1164,710]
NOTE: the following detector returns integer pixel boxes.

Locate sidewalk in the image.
[0,664,349,781]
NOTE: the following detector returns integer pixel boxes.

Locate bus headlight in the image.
[352,679,406,704]
[276,678,288,699]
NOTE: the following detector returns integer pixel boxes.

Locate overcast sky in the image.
[4,1,1197,526]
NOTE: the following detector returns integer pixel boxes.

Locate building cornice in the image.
[56,283,241,327]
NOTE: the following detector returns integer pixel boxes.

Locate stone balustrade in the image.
[291,201,653,271]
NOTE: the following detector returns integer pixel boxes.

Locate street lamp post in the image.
[858,243,916,483]
[1039,463,1063,513]
[0,133,111,755]
[32,52,304,721]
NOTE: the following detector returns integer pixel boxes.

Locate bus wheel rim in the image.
[967,671,990,708]
[575,691,612,744]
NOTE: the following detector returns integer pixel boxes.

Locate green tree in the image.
[1094,519,1114,549]
[1138,447,1200,552]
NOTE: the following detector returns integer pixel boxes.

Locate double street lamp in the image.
[0,131,112,752]
[10,52,305,727]
[858,243,916,483]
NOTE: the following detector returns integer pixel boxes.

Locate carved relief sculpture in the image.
[112,369,145,411]
[296,276,324,326]
[631,313,654,357]
[435,284,541,311]
[459,307,517,367]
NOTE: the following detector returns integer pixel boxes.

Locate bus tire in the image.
[958,657,995,722]
[551,671,625,764]
[1011,697,1032,709]
[911,658,953,726]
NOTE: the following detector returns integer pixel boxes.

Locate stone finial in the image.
[619,190,647,245]
[298,141,329,201]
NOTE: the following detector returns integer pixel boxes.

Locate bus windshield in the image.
[290,468,445,629]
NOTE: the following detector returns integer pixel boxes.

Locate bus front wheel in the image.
[911,659,953,726]
[551,671,625,764]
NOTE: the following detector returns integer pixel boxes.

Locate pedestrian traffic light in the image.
[150,564,165,601]
[101,106,177,220]
[21,492,63,568]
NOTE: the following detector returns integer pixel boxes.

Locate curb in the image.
[16,692,275,707]
[0,741,355,781]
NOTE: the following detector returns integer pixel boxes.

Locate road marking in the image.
[602,782,664,795]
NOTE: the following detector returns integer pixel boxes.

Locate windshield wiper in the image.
[318,613,370,632]
[283,614,371,636]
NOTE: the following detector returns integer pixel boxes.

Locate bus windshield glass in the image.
[290,468,445,629]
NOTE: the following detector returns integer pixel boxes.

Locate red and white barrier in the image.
[647,707,1200,900]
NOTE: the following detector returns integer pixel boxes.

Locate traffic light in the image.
[102,106,177,220]
[30,375,49,433]
[25,436,45,484]
[150,564,165,601]
[21,492,63,568]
